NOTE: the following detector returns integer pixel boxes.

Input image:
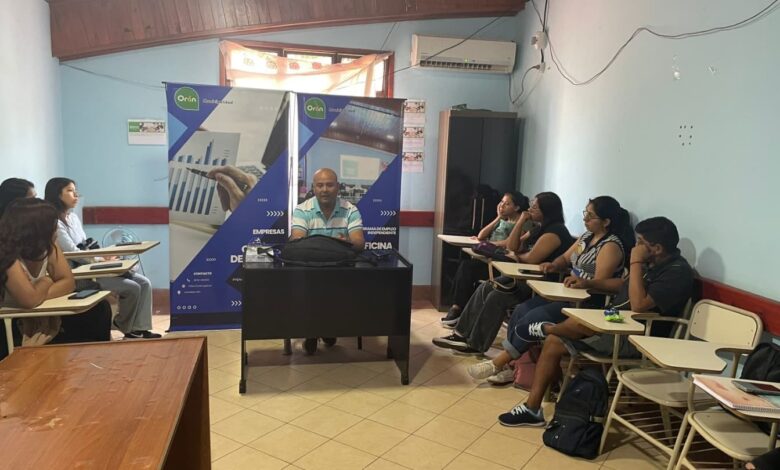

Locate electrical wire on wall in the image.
[530,0,780,87]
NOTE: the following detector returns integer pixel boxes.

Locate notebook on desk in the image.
[694,375,780,413]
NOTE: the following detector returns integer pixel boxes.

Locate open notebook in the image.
[694,375,780,413]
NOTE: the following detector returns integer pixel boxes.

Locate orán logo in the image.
[304,97,326,120]
[174,86,199,111]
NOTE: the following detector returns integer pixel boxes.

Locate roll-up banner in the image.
[166,83,291,330]
[295,94,405,250]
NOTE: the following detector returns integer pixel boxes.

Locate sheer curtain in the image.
[220,41,389,97]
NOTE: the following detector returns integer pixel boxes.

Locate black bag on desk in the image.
[280,235,359,267]
[472,241,514,262]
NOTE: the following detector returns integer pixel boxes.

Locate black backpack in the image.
[739,343,780,434]
[543,367,609,459]
[280,235,359,267]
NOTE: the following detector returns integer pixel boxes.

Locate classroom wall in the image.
[60,17,520,287]
[510,1,780,302]
[0,0,63,186]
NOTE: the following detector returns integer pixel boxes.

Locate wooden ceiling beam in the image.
[47,0,524,60]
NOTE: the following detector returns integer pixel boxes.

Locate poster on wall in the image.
[402,99,426,173]
[296,93,405,250]
[166,83,291,330]
[128,119,167,145]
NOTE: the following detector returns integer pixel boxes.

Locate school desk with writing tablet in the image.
[0,337,210,469]
[526,279,591,306]
[71,259,139,279]
[437,234,477,247]
[63,240,160,259]
[0,290,111,353]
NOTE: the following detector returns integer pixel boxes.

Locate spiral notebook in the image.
[693,375,780,414]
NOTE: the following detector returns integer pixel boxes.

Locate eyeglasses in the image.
[582,210,601,221]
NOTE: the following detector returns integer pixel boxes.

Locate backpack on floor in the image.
[542,367,608,460]
[511,344,542,390]
[739,342,780,434]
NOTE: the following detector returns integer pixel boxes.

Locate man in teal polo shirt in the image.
[291,168,365,250]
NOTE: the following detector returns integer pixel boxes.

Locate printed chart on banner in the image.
[402,99,425,173]
[168,131,240,225]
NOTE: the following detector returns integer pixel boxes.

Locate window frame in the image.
[219,39,394,98]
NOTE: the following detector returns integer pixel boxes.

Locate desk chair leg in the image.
[4,318,13,355]
[600,379,623,455]
[673,422,697,470]
[283,339,292,355]
[357,336,363,350]
[660,406,674,442]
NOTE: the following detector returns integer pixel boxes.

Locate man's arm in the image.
[289,207,308,240]
[627,244,656,312]
[348,228,365,251]
[347,206,365,251]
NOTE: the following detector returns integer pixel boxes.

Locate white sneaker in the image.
[467,360,497,380]
[487,366,514,385]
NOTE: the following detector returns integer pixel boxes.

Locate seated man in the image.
[289,167,365,352]
[290,167,364,250]
[496,217,694,427]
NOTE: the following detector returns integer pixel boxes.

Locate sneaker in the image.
[125,330,162,339]
[452,346,483,356]
[487,366,515,385]
[440,306,461,327]
[467,360,497,379]
[432,334,467,350]
[498,403,546,427]
[515,321,553,344]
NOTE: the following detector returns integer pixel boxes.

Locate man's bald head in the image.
[313,168,338,183]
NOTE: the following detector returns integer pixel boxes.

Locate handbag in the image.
[472,241,514,262]
[511,344,542,390]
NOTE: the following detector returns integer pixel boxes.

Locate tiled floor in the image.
[152,308,674,470]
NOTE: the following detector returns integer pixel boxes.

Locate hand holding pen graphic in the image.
[203,166,257,212]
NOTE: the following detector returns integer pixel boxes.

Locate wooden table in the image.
[71,259,139,280]
[0,291,111,354]
[437,234,477,247]
[527,279,591,307]
[64,240,160,259]
[0,337,210,469]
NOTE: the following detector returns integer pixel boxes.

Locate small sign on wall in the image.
[128,119,167,145]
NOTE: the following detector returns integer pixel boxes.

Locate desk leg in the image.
[283,339,292,355]
[388,334,410,385]
[4,318,13,355]
[239,336,247,394]
[768,422,778,451]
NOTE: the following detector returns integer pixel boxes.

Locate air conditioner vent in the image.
[412,34,516,74]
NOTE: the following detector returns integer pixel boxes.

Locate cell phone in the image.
[115,241,142,246]
[733,380,780,396]
[90,262,122,270]
[68,289,100,300]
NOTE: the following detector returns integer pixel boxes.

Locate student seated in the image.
[466,196,634,382]
[441,190,530,327]
[0,178,36,214]
[0,198,111,347]
[432,192,574,355]
[45,177,160,339]
[290,167,364,352]
[496,217,693,427]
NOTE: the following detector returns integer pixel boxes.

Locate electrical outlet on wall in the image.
[677,124,694,147]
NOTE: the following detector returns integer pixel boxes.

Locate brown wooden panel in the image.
[48,0,524,60]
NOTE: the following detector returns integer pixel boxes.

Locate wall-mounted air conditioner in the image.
[411,34,516,74]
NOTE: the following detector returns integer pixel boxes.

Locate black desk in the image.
[240,252,413,392]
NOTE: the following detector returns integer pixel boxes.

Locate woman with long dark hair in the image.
[45,177,160,339]
[467,195,633,382]
[0,178,35,217]
[0,198,111,350]
[434,191,574,356]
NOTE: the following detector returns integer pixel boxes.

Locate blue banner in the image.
[166,83,290,330]
[296,94,405,250]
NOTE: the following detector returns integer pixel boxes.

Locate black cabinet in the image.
[431,110,521,310]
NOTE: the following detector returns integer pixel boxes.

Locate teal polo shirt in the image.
[291,197,363,239]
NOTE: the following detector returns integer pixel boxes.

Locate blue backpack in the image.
[542,367,609,459]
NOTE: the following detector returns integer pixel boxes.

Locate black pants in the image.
[52,300,112,343]
[450,258,490,308]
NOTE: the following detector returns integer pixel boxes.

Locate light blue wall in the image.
[60,17,520,287]
[0,1,63,186]
[510,1,780,302]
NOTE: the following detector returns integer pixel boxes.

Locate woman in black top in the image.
[433,192,574,355]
